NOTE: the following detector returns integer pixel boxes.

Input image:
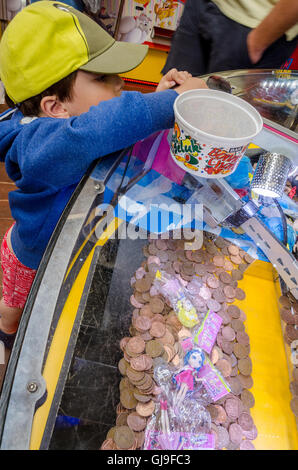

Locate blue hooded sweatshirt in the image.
[0,89,178,269]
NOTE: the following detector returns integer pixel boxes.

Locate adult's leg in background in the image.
[161,0,210,76]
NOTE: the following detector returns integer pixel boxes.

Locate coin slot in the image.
[264,241,271,249]
[290,277,297,286]
[256,233,263,240]
[248,224,256,232]
[277,258,284,266]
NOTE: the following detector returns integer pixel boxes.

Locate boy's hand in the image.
[175,76,208,94]
[156,68,192,92]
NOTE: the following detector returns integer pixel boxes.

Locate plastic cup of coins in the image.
[170,89,263,178]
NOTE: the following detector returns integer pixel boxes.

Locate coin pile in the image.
[101,234,257,450]
[278,293,298,418]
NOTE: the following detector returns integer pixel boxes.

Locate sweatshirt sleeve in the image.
[15,89,178,188]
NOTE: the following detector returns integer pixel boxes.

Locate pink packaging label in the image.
[181,337,194,352]
[144,430,215,450]
[194,310,222,354]
[197,363,231,402]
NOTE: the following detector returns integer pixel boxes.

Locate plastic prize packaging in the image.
[153,270,202,328]
[143,355,214,450]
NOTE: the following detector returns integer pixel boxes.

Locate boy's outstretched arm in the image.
[156,68,208,92]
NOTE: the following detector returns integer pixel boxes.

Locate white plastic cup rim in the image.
[173,89,263,145]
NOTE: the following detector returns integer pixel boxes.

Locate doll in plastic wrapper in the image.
[172,348,205,407]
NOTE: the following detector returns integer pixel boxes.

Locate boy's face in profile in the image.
[64,70,124,116]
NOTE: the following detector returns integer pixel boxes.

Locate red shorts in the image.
[1,227,36,309]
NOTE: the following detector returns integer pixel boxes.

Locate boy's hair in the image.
[5,71,77,116]
[0,1,148,105]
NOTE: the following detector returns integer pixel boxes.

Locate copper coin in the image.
[238,357,252,376]
[134,316,152,332]
[238,374,253,389]
[212,288,226,303]
[206,275,220,289]
[149,297,165,314]
[133,392,152,403]
[224,260,234,271]
[136,400,155,417]
[114,425,136,450]
[214,405,227,425]
[145,339,164,358]
[150,321,166,338]
[126,367,145,383]
[230,254,242,265]
[231,269,243,281]
[286,324,298,340]
[134,431,145,449]
[233,342,249,359]
[127,336,146,355]
[278,295,291,309]
[100,438,115,450]
[244,253,255,264]
[120,389,138,409]
[225,396,243,419]
[238,412,254,431]
[238,263,248,272]
[208,404,219,420]
[116,412,129,426]
[228,377,243,396]
[228,245,239,256]
[240,440,255,450]
[221,340,234,355]
[106,426,117,440]
[290,397,298,416]
[158,329,175,346]
[130,355,153,372]
[281,308,298,325]
[229,423,243,445]
[215,237,227,248]
[216,358,232,377]
[118,358,129,376]
[182,261,195,276]
[227,304,241,319]
[213,255,225,267]
[235,287,246,301]
[219,272,233,284]
[235,331,249,346]
[241,389,255,408]
[222,326,236,341]
[127,412,147,432]
[140,305,154,318]
[224,285,235,298]
[207,298,221,312]
[242,424,258,440]
[135,277,152,293]
[195,264,207,276]
[231,319,244,333]
[120,337,131,351]
[218,310,232,325]
[215,425,229,450]
[211,346,222,364]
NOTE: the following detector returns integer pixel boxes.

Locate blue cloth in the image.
[0,89,178,269]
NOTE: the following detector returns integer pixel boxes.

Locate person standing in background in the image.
[162,0,298,75]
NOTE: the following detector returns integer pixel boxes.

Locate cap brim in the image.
[80,41,148,75]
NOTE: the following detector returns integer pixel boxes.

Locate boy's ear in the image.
[40,95,70,118]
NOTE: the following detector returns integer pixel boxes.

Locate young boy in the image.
[0,1,207,350]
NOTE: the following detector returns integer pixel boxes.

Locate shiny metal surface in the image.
[203,69,298,134]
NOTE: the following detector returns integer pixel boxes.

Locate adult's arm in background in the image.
[247,0,298,63]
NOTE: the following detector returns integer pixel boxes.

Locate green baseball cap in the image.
[0,1,148,103]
